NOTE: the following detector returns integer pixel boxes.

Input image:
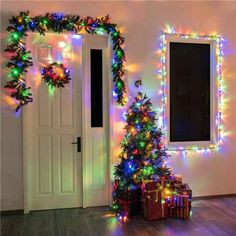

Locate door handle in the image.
[71,137,81,152]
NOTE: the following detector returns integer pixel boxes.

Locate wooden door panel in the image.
[37,135,53,195]
[83,35,109,207]
[91,132,106,192]
[26,33,82,210]
[59,134,75,194]
[59,86,74,128]
[38,85,52,128]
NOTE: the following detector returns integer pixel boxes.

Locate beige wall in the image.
[1,1,236,211]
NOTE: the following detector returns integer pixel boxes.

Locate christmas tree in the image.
[112,84,171,219]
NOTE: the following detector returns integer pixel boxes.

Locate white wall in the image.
[1,1,236,211]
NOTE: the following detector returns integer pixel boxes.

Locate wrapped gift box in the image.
[142,183,168,220]
[142,181,162,191]
[142,178,167,191]
[169,183,192,219]
[174,174,183,184]
[174,183,192,209]
[114,197,141,217]
[174,183,192,196]
[169,206,176,218]
[174,194,190,219]
[113,187,142,217]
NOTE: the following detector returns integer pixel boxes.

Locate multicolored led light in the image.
[158,26,224,153]
[4,11,127,112]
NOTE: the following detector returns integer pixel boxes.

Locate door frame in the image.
[23,33,114,213]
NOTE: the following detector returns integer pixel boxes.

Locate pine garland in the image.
[4,11,126,112]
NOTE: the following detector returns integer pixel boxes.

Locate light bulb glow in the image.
[113,31,118,37]
[11,68,20,77]
[159,26,224,153]
[11,32,20,41]
[58,41,66,48]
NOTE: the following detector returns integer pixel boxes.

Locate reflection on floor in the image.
[1,198,236,236]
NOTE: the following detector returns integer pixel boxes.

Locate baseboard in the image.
[193,193,236,200]
[1,209,24,216]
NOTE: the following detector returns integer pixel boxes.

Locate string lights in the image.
[4,11,127,112]
[158,26,224,153]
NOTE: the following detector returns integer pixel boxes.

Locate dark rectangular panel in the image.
[170,42,210,142]
[91,49,103,127]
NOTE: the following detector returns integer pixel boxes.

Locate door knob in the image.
[71,137,81,152]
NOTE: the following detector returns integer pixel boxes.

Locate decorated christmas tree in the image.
[112,82,171,219]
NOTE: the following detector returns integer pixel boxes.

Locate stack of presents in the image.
[115,174,192,220]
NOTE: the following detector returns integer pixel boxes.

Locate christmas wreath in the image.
[41,62,71,88]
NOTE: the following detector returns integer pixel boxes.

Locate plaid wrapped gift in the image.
[170,194,190,219]
[174,183,192,209]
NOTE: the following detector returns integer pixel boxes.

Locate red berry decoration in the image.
[41,62,71,88]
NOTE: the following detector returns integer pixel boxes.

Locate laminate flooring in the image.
[1,197,236,236]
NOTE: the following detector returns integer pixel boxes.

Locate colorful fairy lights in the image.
[4,11,126,112]
[158,26,224,153]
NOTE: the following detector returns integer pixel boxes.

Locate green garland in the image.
[4,11,126,112]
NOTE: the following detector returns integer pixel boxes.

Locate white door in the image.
[24,33,109,211]
[82,35,109,207]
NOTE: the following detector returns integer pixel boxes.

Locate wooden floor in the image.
[1,198,236,236]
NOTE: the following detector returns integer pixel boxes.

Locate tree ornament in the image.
[133,149,139,155]
[41,62,71,88]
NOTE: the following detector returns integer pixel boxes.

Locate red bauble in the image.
[114,180,119,190]
[133,149,139,155]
